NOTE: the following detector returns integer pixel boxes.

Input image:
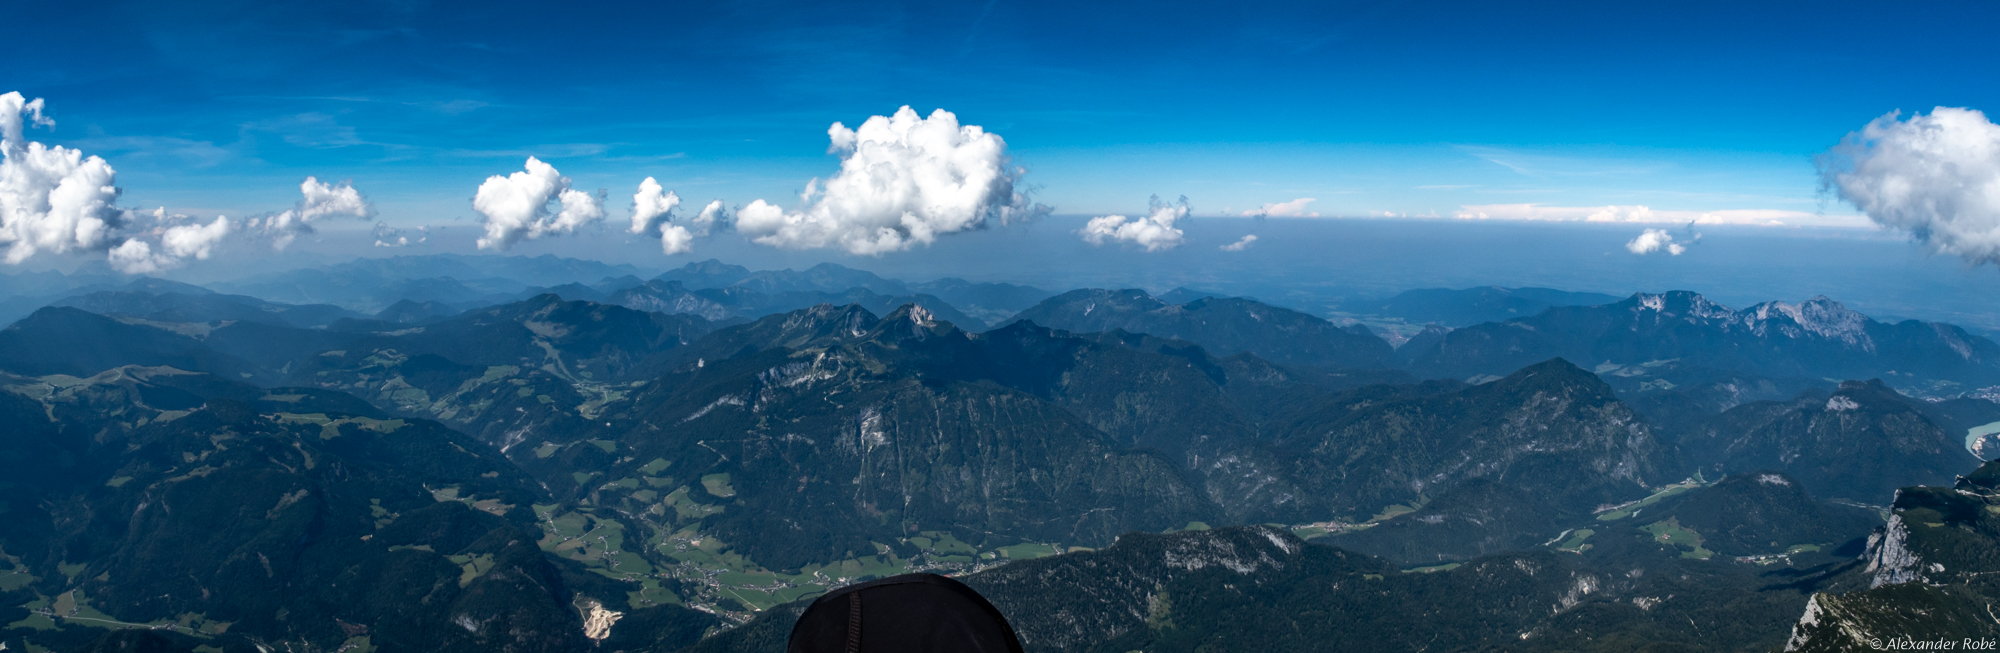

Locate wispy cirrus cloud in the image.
[240,112,366,149]
[70,135,236,168]
[1459,145,1674,178]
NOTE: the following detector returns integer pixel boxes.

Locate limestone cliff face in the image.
[1862,513,1925,589]
[1784,464,2000,652]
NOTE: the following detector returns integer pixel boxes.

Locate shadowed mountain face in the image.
[689,525,1861,653]
[605,280,737,321]
[213,269,522,313]
[1649,471,1881,557]
[1323,464,1887,567]
[906,278,1052,323]
[1619,374,1834,444]
[546,307,1665,567]
[1367,286,1623,327]
[0,377,572,652]
[1321,478,1567,563]
[211,254,649,311]
[655,260,913,297]
[1004,289,1395,369]
[654,259,754,289]
[1683,379,1977,503]
[374,298,463,324]
[340,294,717,383]
[0,307,272,381]
[510,304,1593,565]
[1266,359,1673,564]
[1273,358,1668,522]
[0,367,719,653]
[1402,291,2000,390]
[5,294,720,394]
[636,260,1049,328]
[284,295,722,451]
[510,305,1237,569]
[50,290,364,328]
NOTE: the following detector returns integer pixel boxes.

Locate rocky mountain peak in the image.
[1627,290,1735,320]
[869,303,965,344]
[779,303,880,341]
[1748,295,1874,348]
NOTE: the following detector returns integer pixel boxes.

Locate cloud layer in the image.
[473,157,605,250]
[735,107,1047,256]
[1625,228,1685,255]
[1081,196,1189,252]
[1243,198,1318,217]
[1819,107,2000,265]
[1453,203,1861,227]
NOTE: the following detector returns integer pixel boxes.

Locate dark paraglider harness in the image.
[787,573,1025,653]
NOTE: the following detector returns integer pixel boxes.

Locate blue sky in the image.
[5,0,1996,250]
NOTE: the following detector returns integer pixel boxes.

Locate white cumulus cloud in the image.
[248,176,372,250]
[1242,198,1319,217]
[472,157,605,251]
[1818,106,2000,265]
[628,177,680,237]
[735,106,1048,256]
[628,176,704,255]
[2,92,380,271]
[659,224,694,255]
[0,91,127,264]
[108,216,232,274]
[1625,228,1685,255]
[1220,234,1258,251]
[1081,196,1189,252]
[690,200,730,237]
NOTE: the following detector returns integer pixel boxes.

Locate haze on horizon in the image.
[3,0,1998,327]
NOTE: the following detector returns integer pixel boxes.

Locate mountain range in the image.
[1401,291,2000,392]
[1363,286,1624,327]
[5,254,2000,651]
[1003,289,1395,370]
[694,469,1886,653]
